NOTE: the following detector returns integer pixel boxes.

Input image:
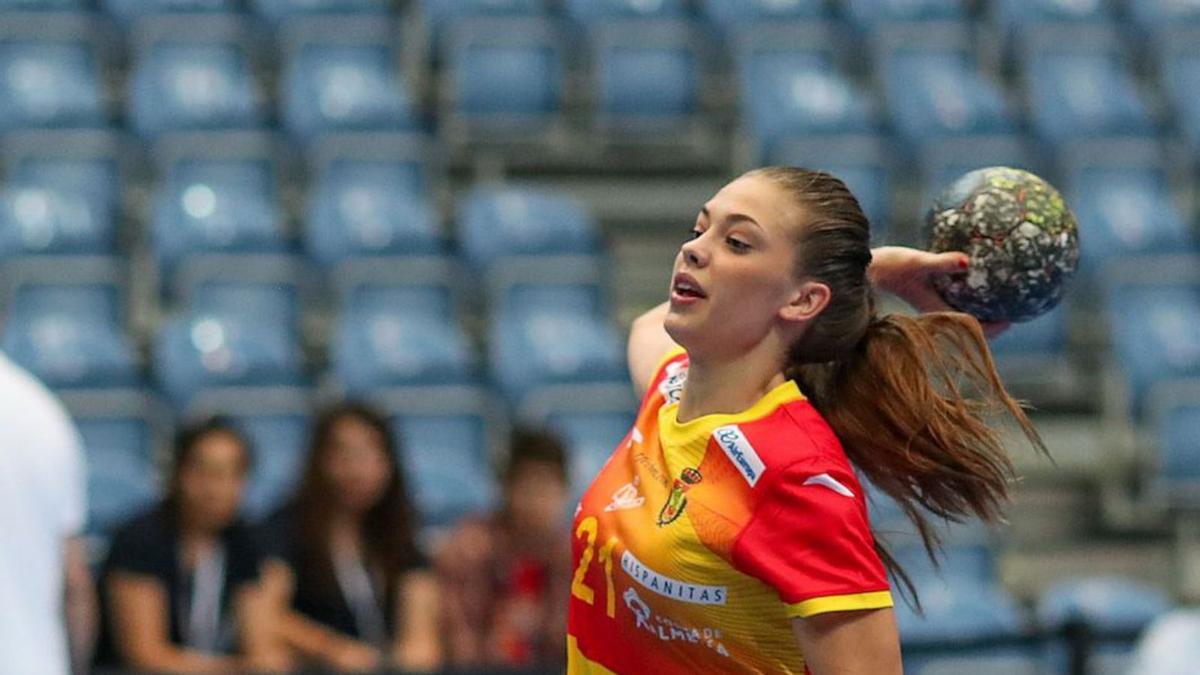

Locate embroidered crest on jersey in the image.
[657,360,688,404]
[656,467,702,526]
[713,424,766,487]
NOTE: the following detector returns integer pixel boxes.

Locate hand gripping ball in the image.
[925,167,1080,323]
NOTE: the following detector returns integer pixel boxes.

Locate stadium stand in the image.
[0,0,1195,670]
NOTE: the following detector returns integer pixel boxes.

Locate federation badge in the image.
[657,467,702,526]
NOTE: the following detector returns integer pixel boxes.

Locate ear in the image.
[779,280,831,324]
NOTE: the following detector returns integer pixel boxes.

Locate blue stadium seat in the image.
[1162,40,1200,157]
[0,0,83,9]
[1025,41,1155,148]
[897,579,1030,671]
[1038,577,1172,675]
[1068,167,1191,269]
[912,654,1042,675]
[151,158,286,276]
[844,0,966,31]
[916,135,1036,213]
[735,33,876,161]
[152,283,304,403]
[1105,260,1200,415]
[102,0,234,22]
[188,279,299,327]
[1,282,138,389]
[766,136,893,241]
[564,0,686,23]
[700,0,825,28]
[987,306,1080,407]
[994,0,1113,34]
[282,42,417,140]
[491,303,625,406]
[0,41,104,131]
[129,42,263,137]
[1149,380,1200,505]
[0,184,115,257]
[392,408,498,528]
[890,538,998,587]
[590,20,702,131]
[420,0,545,54]
[10,150,119,218]
[74,410,160,535]
[442,18,566,132]
[493,274,608,319]
[881,50,1016,145]
[252,0,386,22]
[1132,0,1200,28]
[458,188,598,270]
[235,412,310,521]
[332,286,476,392]
[306,163,441,267]
[897,578,1026,642]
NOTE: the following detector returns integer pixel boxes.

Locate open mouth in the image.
[672,273,707,300]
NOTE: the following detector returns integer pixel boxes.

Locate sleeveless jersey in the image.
[567,349,892,674]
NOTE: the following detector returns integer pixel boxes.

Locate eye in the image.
[687,227,703,241]
[726,237,751,252]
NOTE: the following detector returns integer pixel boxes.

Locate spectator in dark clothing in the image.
[436,427,572,670]
[260,401,441,672]
[97,416,283,673]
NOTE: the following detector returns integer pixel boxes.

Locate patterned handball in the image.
[925,167,1079,323]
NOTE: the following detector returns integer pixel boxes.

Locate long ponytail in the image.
[752,167,1046,602]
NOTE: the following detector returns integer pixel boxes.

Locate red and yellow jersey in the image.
[567,349,893,675]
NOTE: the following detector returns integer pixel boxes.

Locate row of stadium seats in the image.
[3,13,1200,166]
[5,0,1200,34]
[861,484,1175,673]
[0,132,1195,262]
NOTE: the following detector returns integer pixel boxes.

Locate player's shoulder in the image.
[713,395,856,488]
[643,346,689,407]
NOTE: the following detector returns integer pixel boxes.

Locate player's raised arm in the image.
[627,301,677,398]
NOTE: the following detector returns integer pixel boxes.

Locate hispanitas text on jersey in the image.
[567,349,893,675]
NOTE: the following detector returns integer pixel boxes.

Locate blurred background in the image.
[1,0,1199,672]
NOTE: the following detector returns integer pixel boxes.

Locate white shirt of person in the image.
[0,352,87,675]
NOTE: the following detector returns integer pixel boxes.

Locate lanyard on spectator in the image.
[332,544,388,647]
[183,545,226,653]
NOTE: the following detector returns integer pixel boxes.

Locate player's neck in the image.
[675,345,788,424]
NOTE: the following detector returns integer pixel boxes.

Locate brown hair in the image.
[748,167,1045,602]
[165,415,252,523]
[503,426,569,485]
[291,401,422,606]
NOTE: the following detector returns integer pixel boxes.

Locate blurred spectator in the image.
[436,427,571,670]
[96,417,283,673]
[0,352,96,675]
[260,401,441,672]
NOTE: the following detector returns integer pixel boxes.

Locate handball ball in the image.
[925,166,1079,323]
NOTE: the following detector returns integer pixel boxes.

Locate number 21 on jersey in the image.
[572,516,617,619]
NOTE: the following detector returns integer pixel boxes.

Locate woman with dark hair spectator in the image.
[436,427,572,670]
[97,416,282,673]
[260,401,441,672]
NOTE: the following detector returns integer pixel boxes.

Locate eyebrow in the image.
[700,206,763,233]
[700,206,764,232]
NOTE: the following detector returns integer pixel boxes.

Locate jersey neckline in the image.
[658,376,805,449]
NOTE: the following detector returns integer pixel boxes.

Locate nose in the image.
[680,234,709,268]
